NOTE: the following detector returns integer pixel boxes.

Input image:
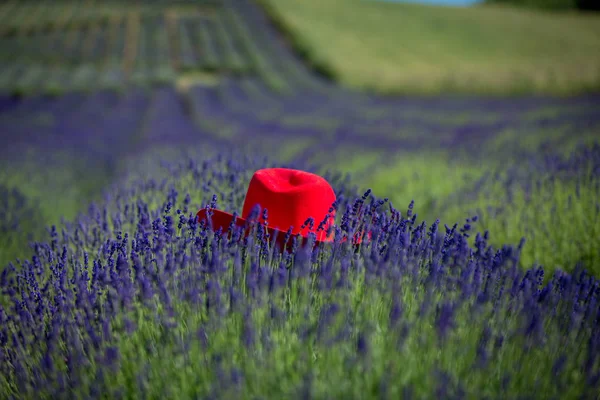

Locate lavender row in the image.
[224,0,346,94]
[170,12,260,74]
[0,90,151,162]
[0,8,270,94]
[177,17,201,71]
[222,5,289,92]
[137,86,208,148]
[0,152,598,398]
[0,22,109,68]
[1,76,597,164]
[181,77,600,157]
[212,12,250,72]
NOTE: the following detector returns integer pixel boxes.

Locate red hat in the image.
[197,168,367,251]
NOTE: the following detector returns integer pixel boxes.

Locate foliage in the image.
[484,0,600,11]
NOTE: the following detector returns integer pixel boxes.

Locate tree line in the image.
[484,0,599,11]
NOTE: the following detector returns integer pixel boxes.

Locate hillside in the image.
[259,0,600,95]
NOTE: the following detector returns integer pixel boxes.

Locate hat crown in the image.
[241,168,336,237]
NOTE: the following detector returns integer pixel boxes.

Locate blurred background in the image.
[0,0,599,273]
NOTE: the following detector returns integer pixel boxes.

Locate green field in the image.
[260,0,600,95]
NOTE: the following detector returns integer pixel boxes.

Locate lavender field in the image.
[1,0,599,398]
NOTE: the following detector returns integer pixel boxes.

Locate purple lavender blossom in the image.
[1,150,596,398]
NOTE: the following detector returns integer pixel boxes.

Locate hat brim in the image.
[196,208,369,251]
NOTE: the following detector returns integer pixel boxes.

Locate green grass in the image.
[258,0,600,95]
